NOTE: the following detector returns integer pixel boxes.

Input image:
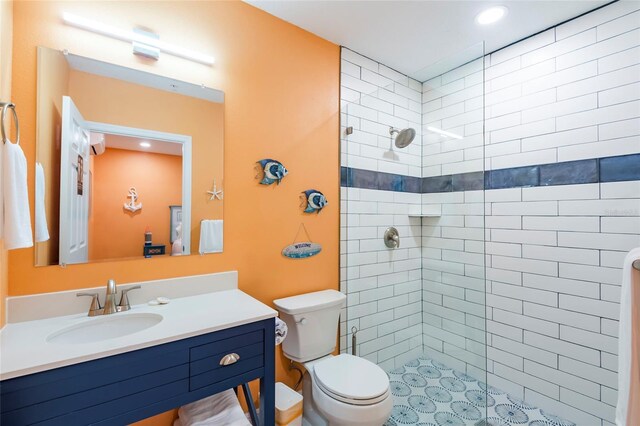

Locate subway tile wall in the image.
[341,48,423,178]
[340,48,424,369]
[422,1,640,176]
[340,187,424,370]
[421,2,640,425]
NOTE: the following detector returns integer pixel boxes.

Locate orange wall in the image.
[0,0,13,328]
[9,0,339,417]
[89,148,182,260]
[34,46,67,266]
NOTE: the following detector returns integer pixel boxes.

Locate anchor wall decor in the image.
[123,187,142,212]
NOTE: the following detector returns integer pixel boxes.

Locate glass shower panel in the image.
[419,42,489,423]
[339,41,488,424]
[341,78,424,369]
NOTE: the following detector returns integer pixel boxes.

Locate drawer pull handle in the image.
[220,353,240,366]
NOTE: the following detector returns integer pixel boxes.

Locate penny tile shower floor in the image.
[384,356,575,426]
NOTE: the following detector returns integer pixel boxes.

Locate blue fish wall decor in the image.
[256,159,288,185]
[301,189,328,213]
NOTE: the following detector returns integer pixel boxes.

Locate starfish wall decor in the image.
[206,180,223,200]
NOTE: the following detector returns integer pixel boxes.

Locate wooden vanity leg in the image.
[260,318,276,426]
[242,383,259,425]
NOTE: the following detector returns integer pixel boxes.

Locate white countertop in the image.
[0,289,277,381]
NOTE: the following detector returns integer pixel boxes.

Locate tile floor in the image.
[385,356,576,426]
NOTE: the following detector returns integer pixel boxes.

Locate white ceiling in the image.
[246,0,610,81]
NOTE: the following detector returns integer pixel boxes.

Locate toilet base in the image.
[301,363,392,426]
[302,371,329,426]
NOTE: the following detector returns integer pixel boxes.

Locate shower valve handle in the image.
[384,227,400,249]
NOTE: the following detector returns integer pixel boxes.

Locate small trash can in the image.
[275,382,303,426]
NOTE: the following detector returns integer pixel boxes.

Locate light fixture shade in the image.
[475,6,508,25]
[62,12,215,65]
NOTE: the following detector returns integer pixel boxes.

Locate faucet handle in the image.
[393,234,400,248]
[117,285,141,311]
[77,292,102,316]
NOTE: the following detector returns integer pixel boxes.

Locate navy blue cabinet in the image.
[0,318,275,426]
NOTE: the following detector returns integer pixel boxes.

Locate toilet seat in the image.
[313,354,390,406]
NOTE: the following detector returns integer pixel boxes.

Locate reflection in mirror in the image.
[35,47,224,266]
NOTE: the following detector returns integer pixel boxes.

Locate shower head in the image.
[390,127,416,148]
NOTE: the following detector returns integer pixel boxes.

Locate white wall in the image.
[340,48,424,370]
[341,48,423,177]
[421,2,640,425]
[423,1,640,175]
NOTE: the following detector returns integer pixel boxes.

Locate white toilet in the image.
[273,290,392,426]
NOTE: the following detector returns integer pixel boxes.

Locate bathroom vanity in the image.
[0,274,276,425]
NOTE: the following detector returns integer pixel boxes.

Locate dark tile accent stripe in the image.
[340,153,640,193]
[420,171,487,194]
[540,159,598,186]
[600,154,640,182]
[422,175,452,193]
[404,176,423,193]
[486,166,539,190]
[340,167,423,193]
[452,171,485,192]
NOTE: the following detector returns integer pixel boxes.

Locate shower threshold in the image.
[385,356,575,426]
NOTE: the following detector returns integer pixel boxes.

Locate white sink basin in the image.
[46,313,163,344]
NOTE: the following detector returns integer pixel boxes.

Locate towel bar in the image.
[0,102,19,145]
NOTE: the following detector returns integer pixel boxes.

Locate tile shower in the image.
[340,2,640,425]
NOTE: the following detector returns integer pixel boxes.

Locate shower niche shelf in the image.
[408,206,441,217]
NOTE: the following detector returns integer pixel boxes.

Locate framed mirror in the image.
[35,47,224,266]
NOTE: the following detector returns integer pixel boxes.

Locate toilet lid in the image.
[313,354,389,403]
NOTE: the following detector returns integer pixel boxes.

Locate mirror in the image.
[35,47,224,266]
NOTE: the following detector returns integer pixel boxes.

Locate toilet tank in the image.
[273,290,346,363]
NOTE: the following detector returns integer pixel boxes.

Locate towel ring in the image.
[1,102,19,145]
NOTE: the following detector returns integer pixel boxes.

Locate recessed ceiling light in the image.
[476,6,508,25]
[139,142,151,148]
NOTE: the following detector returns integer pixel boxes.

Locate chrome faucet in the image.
[76,279,140,316]
[118,285,141,312]
[76,292,102,317]
[103,279,118,315]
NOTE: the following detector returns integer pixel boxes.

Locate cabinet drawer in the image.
[190,330,263,361]
[189,332,264,391]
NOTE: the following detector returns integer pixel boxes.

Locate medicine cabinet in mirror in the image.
[35,46,224,267]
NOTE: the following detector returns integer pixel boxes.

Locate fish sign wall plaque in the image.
[256,159,288,185]
[282,223,322,259]
[301,189,327,213]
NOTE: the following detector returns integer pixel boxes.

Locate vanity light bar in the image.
[62,12,215,66]
[426,126,464,140]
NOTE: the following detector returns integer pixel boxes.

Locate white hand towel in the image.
[275,317,288,346]
[2,141,33,250]
[35,162,50,242]
[617,248,640,426]
[199,220,223,254]
[174,389,250,426]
